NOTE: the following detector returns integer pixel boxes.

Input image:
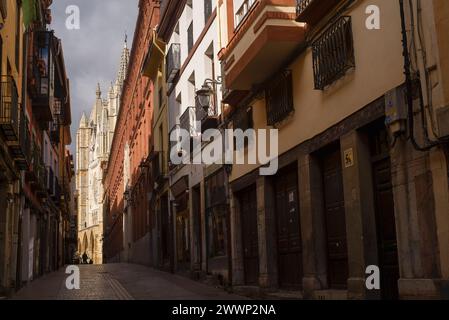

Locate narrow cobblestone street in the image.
[12,264,245,300]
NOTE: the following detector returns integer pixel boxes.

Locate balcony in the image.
[0,76,19,141]
[27,143,46,195]
[312,16,354,90]
[179,107,197,137]
[28,30,55,123]
[36,164,48,198]
[195,97,219,133]
[296,0,342,25]
[219,0,305,105]
[10,105,31,170]
[166,43,181,83]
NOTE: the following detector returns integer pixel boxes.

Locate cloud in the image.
[50,0,139,154]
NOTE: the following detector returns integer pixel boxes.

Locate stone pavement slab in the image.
[12,264,247,300]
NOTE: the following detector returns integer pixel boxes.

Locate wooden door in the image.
[240,186,259,285]
[160,194,169,264]
[370,126,399,299]
[192,186,202,268]
[321,146,348,289]
[275,164,303,289]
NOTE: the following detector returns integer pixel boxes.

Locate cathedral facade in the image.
[76,41,129,264]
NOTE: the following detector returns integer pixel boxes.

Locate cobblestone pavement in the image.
[12,264,246,300]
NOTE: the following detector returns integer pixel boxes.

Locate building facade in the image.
[104,0,159,265]
[76,42,129,264]
[103,0,449,300]
[217,0,449,299]
[0,0,74,296]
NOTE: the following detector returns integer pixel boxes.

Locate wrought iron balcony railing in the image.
[180,107,197,137]
[312,16,354,90]
[296,0,342,25]
[0,75,19,141]
[235,0,257,28]
[166,43,181,83]
[296,0,312,16]
[195,98,219,133]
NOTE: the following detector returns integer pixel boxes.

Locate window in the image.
[266,70,294,126]
[204,0,213,23]
[312,16,355,90]
[187,22,194,54]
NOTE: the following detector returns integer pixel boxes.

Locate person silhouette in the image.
[82,252,88,264]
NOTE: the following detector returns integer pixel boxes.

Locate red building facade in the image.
[104,0,160,263]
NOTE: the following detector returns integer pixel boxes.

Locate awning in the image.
[142,29,166,79]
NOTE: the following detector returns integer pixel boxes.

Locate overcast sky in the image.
[50,0,139,153]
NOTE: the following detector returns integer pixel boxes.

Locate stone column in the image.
[256,176,278,289]
[298,153,327,298]
[391,138,442,298]
[340,131,379,299]
[430,148,449,281]
[229,190,244,286]
[200,181,207,272]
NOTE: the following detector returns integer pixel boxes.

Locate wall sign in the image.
[344,148,355,168]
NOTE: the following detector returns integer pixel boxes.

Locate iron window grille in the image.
[266,70,294,126]
[312,16,355,90]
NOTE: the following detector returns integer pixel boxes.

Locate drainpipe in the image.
[399,0,440,151]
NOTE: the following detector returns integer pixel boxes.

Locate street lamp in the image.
[195,78,222,113]
[196,83,214,112]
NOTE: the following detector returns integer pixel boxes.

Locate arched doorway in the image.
[83,233,88,255]
[90,232,95,263]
